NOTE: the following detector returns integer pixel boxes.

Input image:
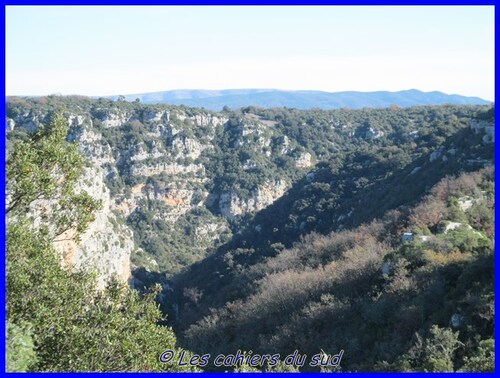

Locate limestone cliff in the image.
[5,98,315,278]
[218,180,289,220]
[53,166,134,290]
[7,111,135,288]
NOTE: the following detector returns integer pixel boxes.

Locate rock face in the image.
[6,118,15,131]
[146,186,208,222]
[7,111,136,288]
[171,136,204,160]
[5,99,319,278]
[100,111,130,128]
[470,119,494,143]
[144,110,168,123]
[219,180,289,220]
[295,152,313,168]
[131,162,205,177]
[458,196,474,212]
[365,127,384,139]
[53,167,134,289]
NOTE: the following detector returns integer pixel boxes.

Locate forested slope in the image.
[178,167,494,372]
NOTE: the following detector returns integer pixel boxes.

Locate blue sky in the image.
[5,6,494,100]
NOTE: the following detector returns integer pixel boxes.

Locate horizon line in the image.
[6,88,493,102]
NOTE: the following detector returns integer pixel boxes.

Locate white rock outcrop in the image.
[53,166,134,289]
[219,180,288,219]
[101,111,130,128]
[295,152,313,168]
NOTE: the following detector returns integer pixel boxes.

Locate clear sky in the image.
[5,5,494,100]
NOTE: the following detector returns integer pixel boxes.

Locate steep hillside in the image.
[7,97,492,281]
[179,167,494,371]
[7,97,493,282]
[172,106,493,321]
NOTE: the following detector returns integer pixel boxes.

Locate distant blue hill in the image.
[109,89,491,110]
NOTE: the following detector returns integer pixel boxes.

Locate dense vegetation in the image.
[169,107,494,371]
[178,168,494,372]
[172,106,493,316]
[6,114,196,372]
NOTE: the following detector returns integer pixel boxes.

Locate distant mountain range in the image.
[109,89,491,110]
